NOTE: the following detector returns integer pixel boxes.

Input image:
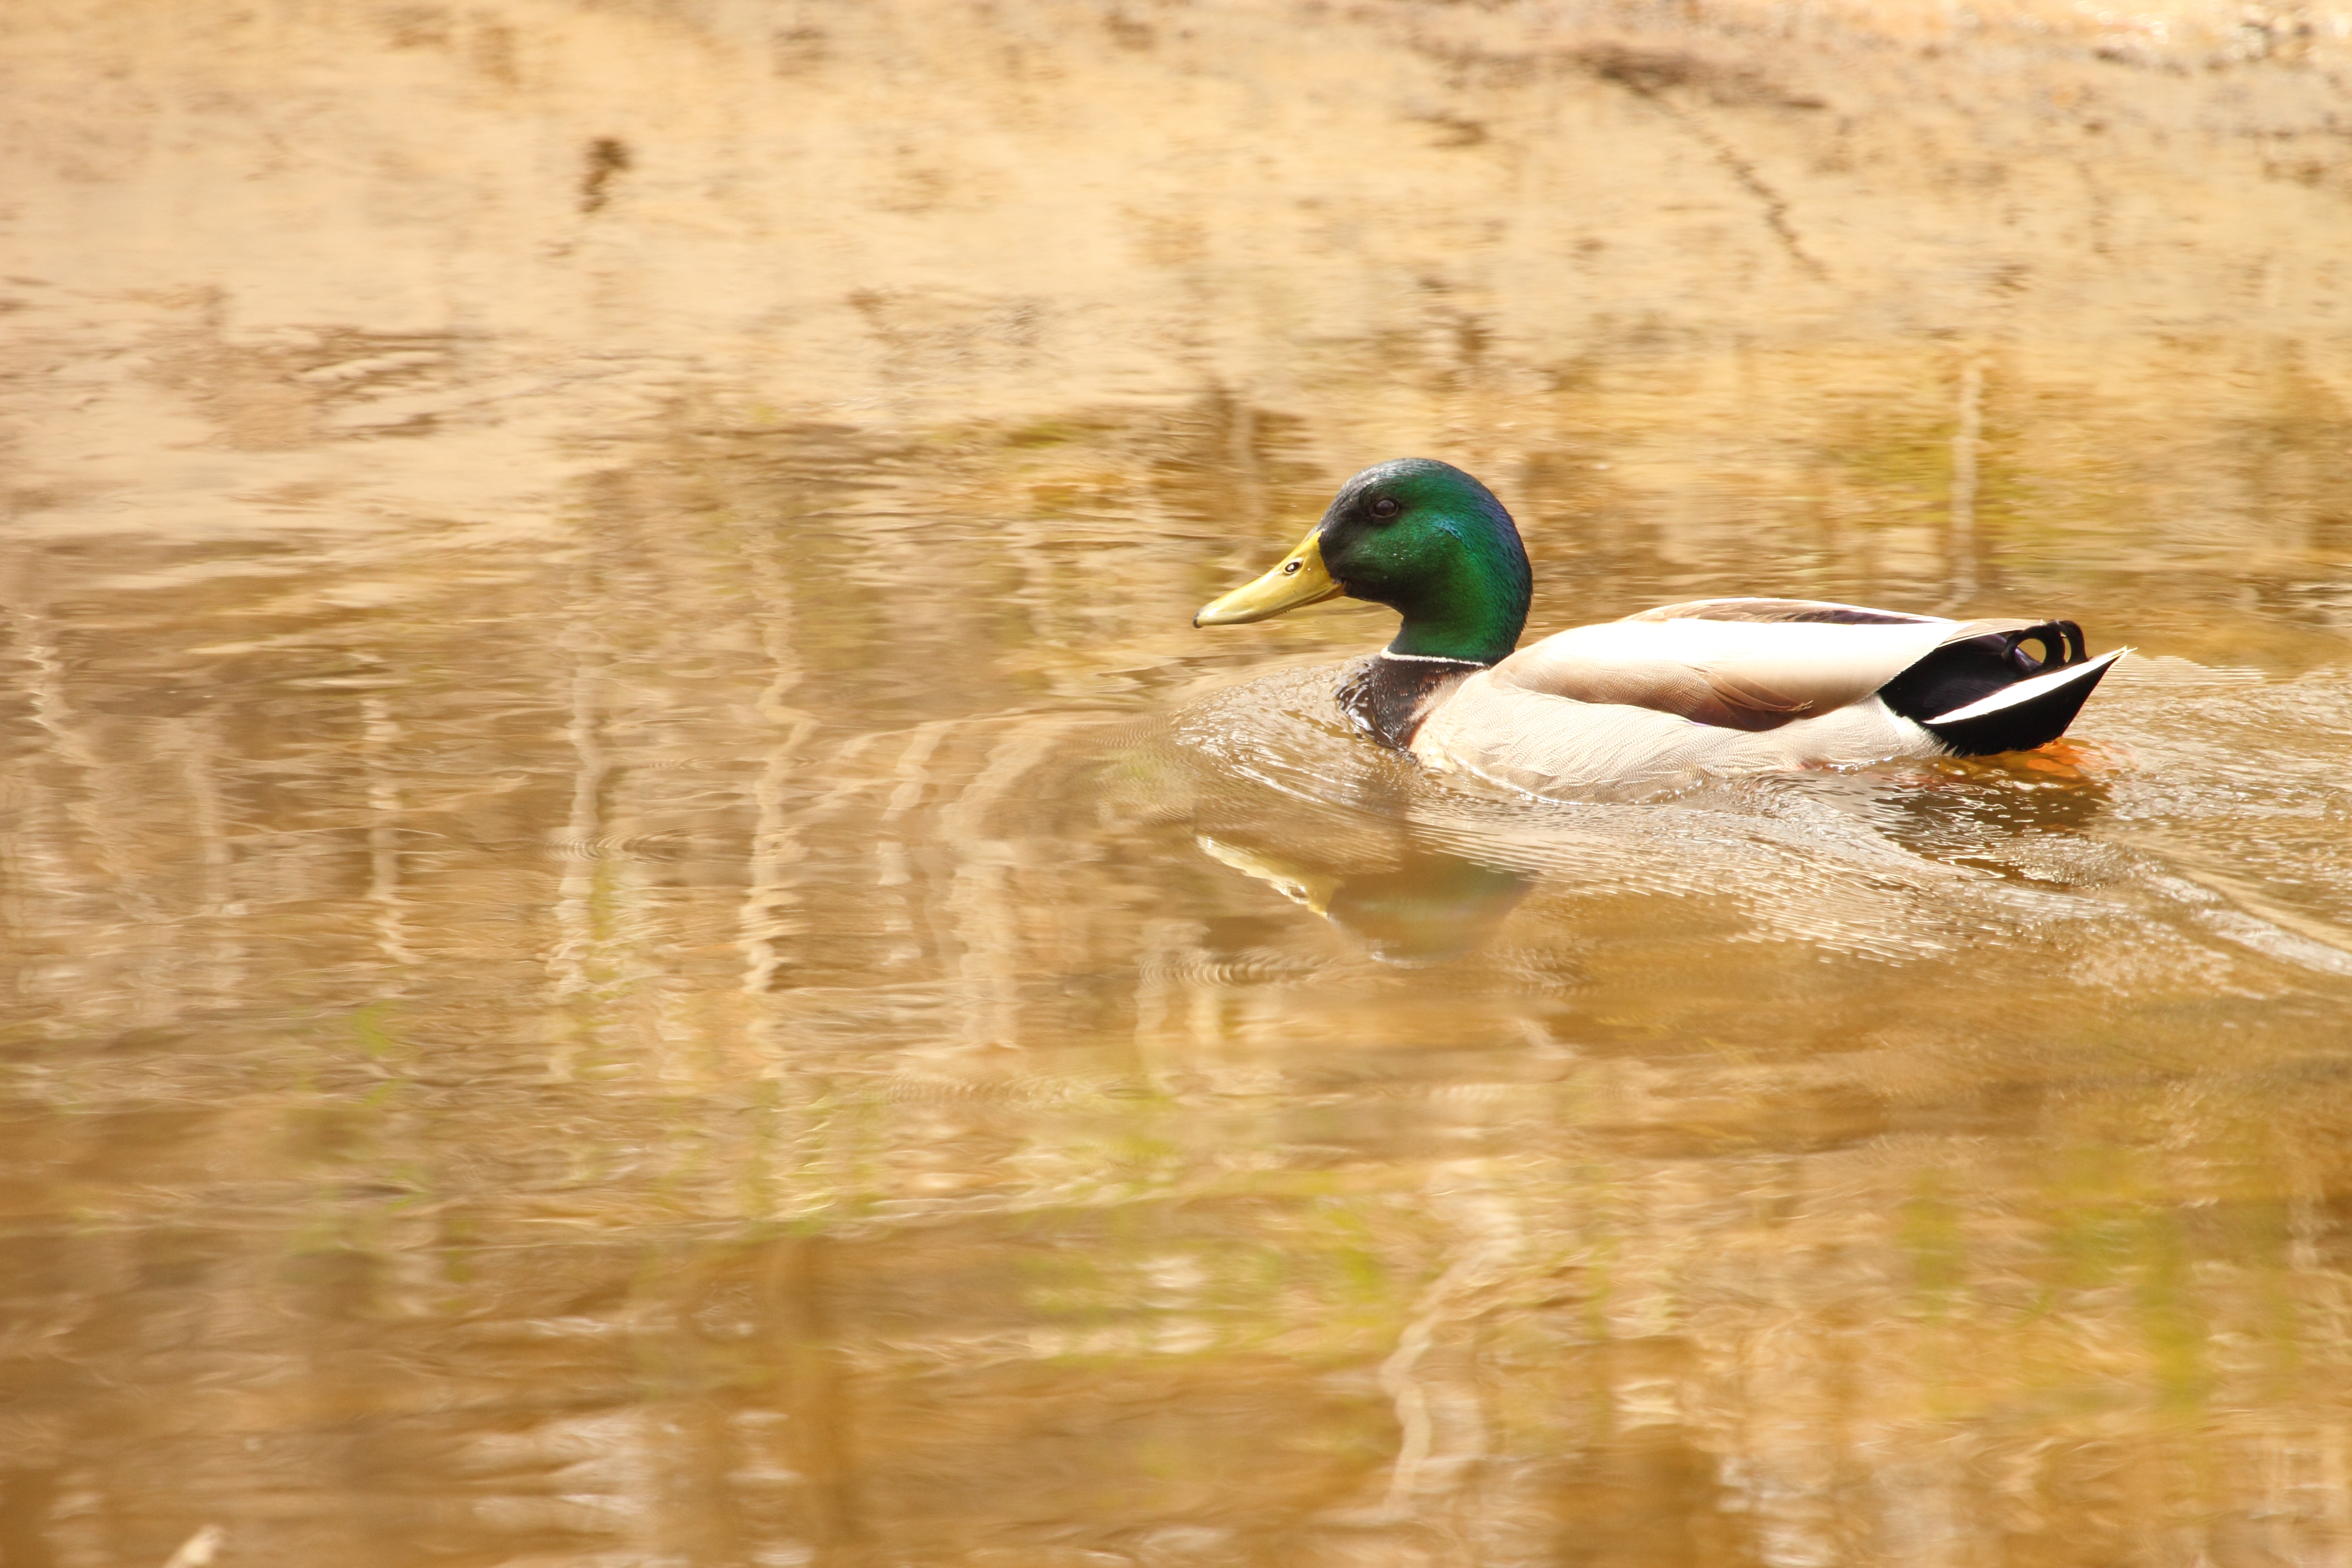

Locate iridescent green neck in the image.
[1387,588,1525,663]
[1379,524,1530,665]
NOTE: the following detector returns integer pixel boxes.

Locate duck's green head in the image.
[1194,459,1532,665]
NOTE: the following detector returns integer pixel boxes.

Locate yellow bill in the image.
[1193,527,1343,627]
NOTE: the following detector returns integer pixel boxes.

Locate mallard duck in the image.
[1195,459,2126,795]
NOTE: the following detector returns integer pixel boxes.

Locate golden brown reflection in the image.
[5,0,2352,1564]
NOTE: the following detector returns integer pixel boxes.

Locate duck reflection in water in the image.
[1862,740,2122,870]
[1197,833,1529,965]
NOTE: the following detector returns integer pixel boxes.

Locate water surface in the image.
[5,2,2352,1564]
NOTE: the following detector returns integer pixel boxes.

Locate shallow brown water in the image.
[5,2,2352,1564]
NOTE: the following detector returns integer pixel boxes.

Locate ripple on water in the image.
[1157,653,2352,990]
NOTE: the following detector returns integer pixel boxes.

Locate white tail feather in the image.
[1927,648,2130,725]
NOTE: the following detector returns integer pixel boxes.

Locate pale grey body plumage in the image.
[1401,598,2127,794]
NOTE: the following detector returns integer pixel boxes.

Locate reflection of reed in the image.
[934,715,1083,1056]
[161,709,250,1019]
[1,610,81,938]
[760,1235,864,1558]
[1377,1165,1521,1522]
[18,606,163,932]
[546,625,611,1080]
[737,565,820,1047]
[877,720,955,963]
[360,693,416,971]
[1946,357,1984,605]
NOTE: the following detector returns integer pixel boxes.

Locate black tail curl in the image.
[1877,620,2108,755]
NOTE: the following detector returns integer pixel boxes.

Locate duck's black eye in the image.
[1368,497,1401,520]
